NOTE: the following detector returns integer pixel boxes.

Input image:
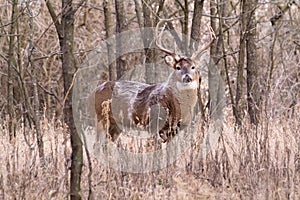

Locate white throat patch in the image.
[176,80,198,91]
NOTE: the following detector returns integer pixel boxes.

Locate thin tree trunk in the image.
[115,0,127,79]
[26,1,45,165]
[182,0,189,55]
[16,12,34,128]
[189,0,204,54]
[134,0,144,28]
[103,0,116,81]
[61,0,83,199]
[209,0,224,121]
[190,0,205,121]
[7,0,18,140]
[142,0,157,83]
[235,0,247,126]
[245,0,259,125]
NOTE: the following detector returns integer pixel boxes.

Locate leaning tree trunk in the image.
[61,0,83,199]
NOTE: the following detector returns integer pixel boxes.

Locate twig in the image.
[62,69,78,107]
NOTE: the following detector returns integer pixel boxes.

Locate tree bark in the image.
[61,0,83,199]
[209,0,224,122]
[235,0,247,126]
[190,0,205,121]
[115,0,127,79]
[182,0,189,55]
[103,0,116,81]
[189,0,204,54]
[7,0,18,140]
[142,0,157,83]
[134,0,144,28]
[26,1,45,165]
[245,0,259,125]
[44,0,84,194]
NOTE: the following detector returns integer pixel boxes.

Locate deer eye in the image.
[176,66,181,70]
[191,66,195,70]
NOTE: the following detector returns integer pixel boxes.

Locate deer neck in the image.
[165,72,198,107]
[166,72,198,93]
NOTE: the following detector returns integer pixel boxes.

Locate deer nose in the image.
[183,74,192,83]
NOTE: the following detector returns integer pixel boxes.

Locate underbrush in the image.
[0,113,299,199]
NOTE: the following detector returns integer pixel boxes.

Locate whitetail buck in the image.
[90,20,216,143]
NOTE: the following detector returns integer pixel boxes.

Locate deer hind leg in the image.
[97,103,121,143]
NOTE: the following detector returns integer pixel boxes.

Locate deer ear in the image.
[165,55,175,67]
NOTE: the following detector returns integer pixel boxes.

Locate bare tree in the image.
[61,1,83,198]
[45,0,83,199]
[26,1,45,165]
[236,0,260,125]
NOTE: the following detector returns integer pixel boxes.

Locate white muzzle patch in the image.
[176,80,198,91]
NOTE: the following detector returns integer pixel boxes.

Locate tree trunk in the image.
[142,0,157,83]
[134,0,144,28]
[7,0,18,140]
[182,0,189,55]
[190,0,205,121]
[103,0,116,81]
[115,0,127,79]
[61,0,83,199]
[26,1,45,165]
[245,0,259,125]
[235,0,247,126]
[208,0,224,122]
[189,0,204,54]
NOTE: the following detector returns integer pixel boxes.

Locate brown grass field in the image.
[0,110,299,199]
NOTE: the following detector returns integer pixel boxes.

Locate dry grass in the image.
[0,111,299,199]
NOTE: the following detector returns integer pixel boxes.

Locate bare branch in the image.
[191,26,216,60]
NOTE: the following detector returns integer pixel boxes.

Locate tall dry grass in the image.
[0,109,299,199]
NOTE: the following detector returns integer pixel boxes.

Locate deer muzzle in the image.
[183,74,193,83]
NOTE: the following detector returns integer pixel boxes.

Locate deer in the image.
[89,19,216,143]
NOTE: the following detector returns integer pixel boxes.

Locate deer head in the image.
[155,19,216,90]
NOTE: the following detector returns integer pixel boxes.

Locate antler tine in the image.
[155,18,177,56]
[191,26,216,60]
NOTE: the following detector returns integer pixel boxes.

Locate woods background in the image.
[0,0,299,199]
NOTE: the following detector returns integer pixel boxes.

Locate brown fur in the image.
[91,81,182,142]
[94,81,121,141]
[132,84,182,142]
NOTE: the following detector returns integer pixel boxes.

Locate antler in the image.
[155,18,177,56]
[191,26,216,60]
